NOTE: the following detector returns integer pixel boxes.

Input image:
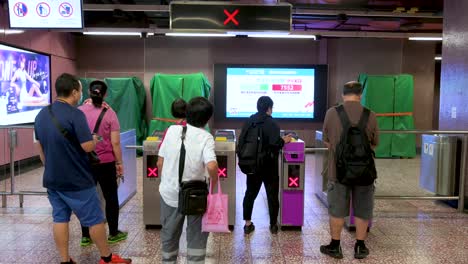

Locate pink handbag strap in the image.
[209,173,223,195]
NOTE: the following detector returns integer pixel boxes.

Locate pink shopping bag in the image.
[202,176,230,233]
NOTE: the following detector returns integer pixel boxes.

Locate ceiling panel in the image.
[82,0,443,33]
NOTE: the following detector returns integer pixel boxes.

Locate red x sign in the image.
[148,167,158,177]
[218,168,227,178]
[288,176,299,188]
[224,9,239,26]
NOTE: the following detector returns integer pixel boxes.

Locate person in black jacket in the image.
[241,96,292,235]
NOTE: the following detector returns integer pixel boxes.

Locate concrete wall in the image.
[77,36,436,146]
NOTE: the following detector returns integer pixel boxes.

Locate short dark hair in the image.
[343,81,363,96]
[171,98,187,119]
[55,73,80,97]
[186,97,213,128]
[257,96,274,113]
[89,80,107,107]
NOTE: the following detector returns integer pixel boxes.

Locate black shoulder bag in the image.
[177,126,209,215]
[92,107,108,136]
[48,105,107,166]
[89,108,108,165]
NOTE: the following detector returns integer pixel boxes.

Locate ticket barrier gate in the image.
[279,131,305,229]
[143,129,237,229]
[142,132,164,229]
[214,130,237,230]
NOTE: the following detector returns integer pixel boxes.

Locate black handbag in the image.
[177,126,209,215]
[48,105,107,166]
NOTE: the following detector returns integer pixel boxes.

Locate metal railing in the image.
[2,129,466,212]
[308,129,468,213]
[1,126,46,208]
[1,127,141,208]
[126,145,143,150]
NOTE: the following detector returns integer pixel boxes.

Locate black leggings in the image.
[242,174,280,226]
[82,162,120,237]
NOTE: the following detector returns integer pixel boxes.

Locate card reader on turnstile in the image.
[142,131,164,229]
[214,129,237,230]
[279,131,305,229]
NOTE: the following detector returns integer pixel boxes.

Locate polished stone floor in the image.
[0,155,467,263]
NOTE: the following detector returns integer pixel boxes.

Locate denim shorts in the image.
[47,187,105,227]
[327,181,375,220]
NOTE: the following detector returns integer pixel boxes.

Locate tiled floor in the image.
[0,155,467,264]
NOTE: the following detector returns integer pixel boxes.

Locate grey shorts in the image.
[327,181,375,220]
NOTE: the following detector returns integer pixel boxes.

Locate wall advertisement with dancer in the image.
[0,43,51,126]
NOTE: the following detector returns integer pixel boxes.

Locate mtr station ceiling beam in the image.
[82,4,442,19]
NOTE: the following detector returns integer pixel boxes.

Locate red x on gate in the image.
[218,168,227,178]
[148,167,158,177]
[288,177,299,188]
[224,9,239,26]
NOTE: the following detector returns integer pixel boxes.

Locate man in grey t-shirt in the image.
[321,81,379,260]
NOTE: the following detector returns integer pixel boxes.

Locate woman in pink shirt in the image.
[78,80,127,246]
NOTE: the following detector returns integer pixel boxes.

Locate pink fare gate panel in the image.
[281,190,304,226]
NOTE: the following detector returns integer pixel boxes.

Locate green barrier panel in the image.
[79,77,148,147]
[359,74,416,158]
[394,75,414,112]
[392,116,416,157]
[360,75,395,157]
[149,73,211,136]
[360,75,395,113]
[392,75,416,157]
[375,116,393,158]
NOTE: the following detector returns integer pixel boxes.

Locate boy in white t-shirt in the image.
[157,97,218,264]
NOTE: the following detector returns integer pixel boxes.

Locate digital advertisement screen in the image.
[0,43,51,126]
[214,64,328,123]
[226,68,315,119]
[8,0,83,29]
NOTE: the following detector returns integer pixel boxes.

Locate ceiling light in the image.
[0,29,24,35]
[83,32,142,36]
[165,33,235,37]
[409,37,442,41]
[435,56,442,61]
[248,34,316,39]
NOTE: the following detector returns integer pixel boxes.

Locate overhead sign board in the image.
[8,0,83,29]
[170,2,291,32]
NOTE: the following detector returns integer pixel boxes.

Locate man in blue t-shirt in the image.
[34,73,131,264]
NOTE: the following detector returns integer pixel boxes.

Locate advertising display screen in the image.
[226,68,315,119]
[214,64,328,122]
[0,43,51,126]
